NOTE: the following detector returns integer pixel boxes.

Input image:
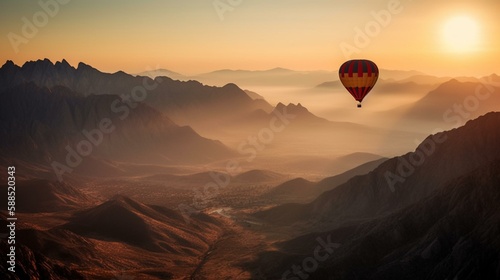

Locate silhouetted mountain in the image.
[0,82,234,178]
[0,59,273,128]
[273,102,329,124]
[137,68,186,80]
[256,112,500,226]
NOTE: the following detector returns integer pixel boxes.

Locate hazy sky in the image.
[1,0,499,76]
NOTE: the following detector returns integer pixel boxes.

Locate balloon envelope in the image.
[339,60,379,106]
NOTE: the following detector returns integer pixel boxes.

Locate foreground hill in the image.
[0,195,225,279]
[63,195,221,253]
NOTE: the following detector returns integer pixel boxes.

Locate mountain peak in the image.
[275,102,286,109]
[268,67,293,72]
[54,59,74,71]
[222,82,241,90]
[77,62,92,70]
[21,58,54,69]
[2,60,16,68]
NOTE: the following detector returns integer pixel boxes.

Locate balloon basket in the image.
[357,103,362,108]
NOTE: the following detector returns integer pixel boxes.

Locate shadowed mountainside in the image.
[256,112,500,228]
[0,82,234,176]
[253,159,500,279]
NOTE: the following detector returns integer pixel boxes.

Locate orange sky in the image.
[1,0,499,76]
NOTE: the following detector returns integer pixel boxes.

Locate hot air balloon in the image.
[339,59,379,108]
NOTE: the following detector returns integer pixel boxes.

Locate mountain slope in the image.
[256,112,500,226]
[63,196,222,253]
[254,159,500,279]
[0,82,234,176]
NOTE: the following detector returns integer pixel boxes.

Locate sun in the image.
[442,15,481,53]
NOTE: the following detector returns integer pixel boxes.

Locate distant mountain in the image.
[315,78,436,97]
[256,112,500,226]
[273,102,329,124]
[315,80,342,88]
[0,82,234,179]
[399,78,500,126]
[397,74,480,85]
[261,157,386,204]
[192,68,337,88]
[142,169,287,187]
[233,169,287,184]
[193,68,429,88]
[262,177,316,202]
[378,69,426,81]
[136,68,186,80]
